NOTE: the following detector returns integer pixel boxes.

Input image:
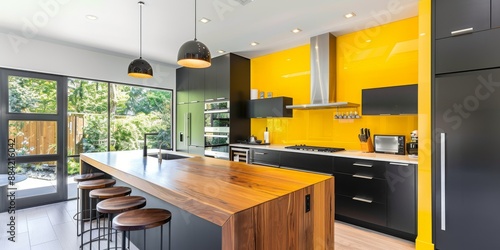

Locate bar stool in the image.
[113,208,172,250]
[89,186,132,249]
[78,179,116,249]
[73,173,105,236]
[97,196,147,250]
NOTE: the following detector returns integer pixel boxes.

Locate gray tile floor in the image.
[0,199,414,250]
[0,200,138,250]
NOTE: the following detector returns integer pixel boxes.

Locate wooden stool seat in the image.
[89,186,131,200]
[113,208,172,231]
[96,196,146,214]
[78,179,116,190]
[73,172,104,182]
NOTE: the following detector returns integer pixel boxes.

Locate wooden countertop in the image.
[80,151,331,227]
[230,143,418,165]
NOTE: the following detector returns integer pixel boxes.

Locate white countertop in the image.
[230,143,418,165]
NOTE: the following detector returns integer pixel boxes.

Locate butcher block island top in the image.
[80,150,334,249]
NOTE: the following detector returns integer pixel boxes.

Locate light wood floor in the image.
[0,200,415,249]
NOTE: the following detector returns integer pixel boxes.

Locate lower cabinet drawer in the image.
[251,149,280,166]
[336,194,387,227]
[335,173,386,204]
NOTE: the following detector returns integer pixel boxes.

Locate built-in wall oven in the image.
[204,101,230,159]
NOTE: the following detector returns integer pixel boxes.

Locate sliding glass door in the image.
[0,69,66,208]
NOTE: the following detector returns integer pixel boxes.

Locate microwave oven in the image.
[373,135,405,155]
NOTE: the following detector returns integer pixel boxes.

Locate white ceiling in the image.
[0,0,419,67]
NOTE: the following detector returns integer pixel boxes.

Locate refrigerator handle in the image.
[184,113,191,147]
[441,132,446,231]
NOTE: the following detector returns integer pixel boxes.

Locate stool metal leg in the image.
[144,229,146,250]
[160,224,163,250]
[122,231,126,250]
[169,221,171,250]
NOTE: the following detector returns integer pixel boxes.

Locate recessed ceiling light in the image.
[200,17,211,23]
[218,50,226,53]
[291,28,302,33]
[250,42,259,46]
[86,15,98,20]
[344,12,356,19]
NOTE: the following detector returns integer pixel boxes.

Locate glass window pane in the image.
[8,76,57,114]
[9,121,57,155]
[67,157,80,199]
[110,84,172,151]
[13,161,58,198]
[67,79,109,154]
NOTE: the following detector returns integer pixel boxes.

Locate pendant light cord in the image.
[194,0,197,41]
[139,1,143,58]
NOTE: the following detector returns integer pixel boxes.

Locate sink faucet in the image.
[143,132,159,157]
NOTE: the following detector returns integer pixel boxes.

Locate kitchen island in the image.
[80,150,334,249]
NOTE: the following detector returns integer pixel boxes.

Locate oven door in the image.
[204,133,229,159]
[204,112,230,131]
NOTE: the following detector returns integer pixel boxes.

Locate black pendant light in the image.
[128,1,153,78]
[177,0,211,68]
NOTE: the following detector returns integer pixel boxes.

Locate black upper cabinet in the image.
[204,56,230,101]
[176,68,189,104]
[362,85,417,115]
[435,0,490,39]
[249,97,293,118]
[492,0,500,28]
[217,55,230,100]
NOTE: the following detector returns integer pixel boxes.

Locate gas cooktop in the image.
[284,145,345,153]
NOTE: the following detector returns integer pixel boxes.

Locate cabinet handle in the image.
[205,98,214,102]
[353,163,373,168]
[216,97,226,100]
[190,100,200,103]
[389,162,409,166]
[352,197,373,204]
[178,102,186,104]
[254,152,266,155]
[352,174,373,180]
[451,27,473,36]
[441,133,446,231]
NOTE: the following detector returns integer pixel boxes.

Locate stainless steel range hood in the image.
[286,33,359,110]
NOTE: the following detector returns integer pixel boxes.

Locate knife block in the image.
[360,137,374,153]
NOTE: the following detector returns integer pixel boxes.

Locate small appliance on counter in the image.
[373,134,406,155]
[406,130,418,156]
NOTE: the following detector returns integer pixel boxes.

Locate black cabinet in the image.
[433,68,500,250]
[361,85,417,115]
[434,0,500,73]
[280,152,333,174]
[250,148,280,167]
[493,0,500,28]
[386,162,416,235]
[204,56,230,101]
[333,157,416,240]
[249,97,293,118]
[176,68,189,104]
[176,53,250,155]
[435,0,490,39]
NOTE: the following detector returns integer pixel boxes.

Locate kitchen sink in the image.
[149,152,191,160]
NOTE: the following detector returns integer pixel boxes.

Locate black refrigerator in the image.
[433,68,500,249]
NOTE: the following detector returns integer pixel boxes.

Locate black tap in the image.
[143,132,159,157]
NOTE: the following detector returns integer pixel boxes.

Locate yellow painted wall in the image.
[251,17,418,150]
[416,0,434,249]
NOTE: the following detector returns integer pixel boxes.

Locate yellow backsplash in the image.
[251,17,418,150]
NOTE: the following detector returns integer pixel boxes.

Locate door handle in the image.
[184,113,191,147]
[254,152,266,155]
[352,196,373,204]
[451,27,473,36]
[441,132,446,231]
[353,163,373,168]
[352,174,373,180]
[389,162,409,166]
